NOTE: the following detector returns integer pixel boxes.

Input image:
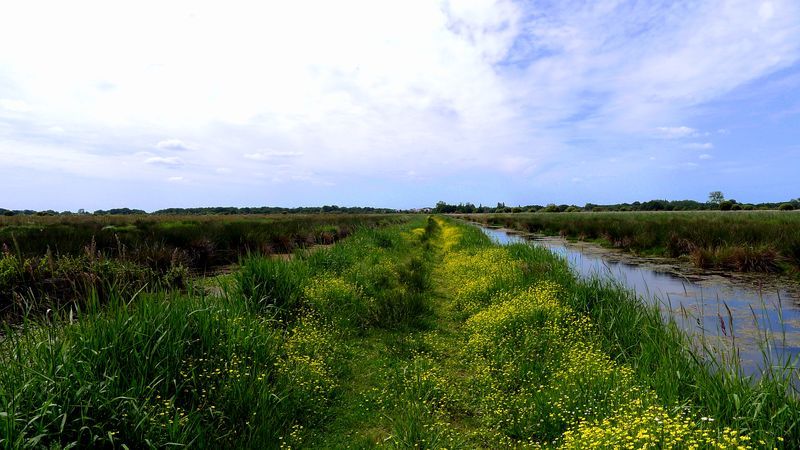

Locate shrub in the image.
[779,203,794,211]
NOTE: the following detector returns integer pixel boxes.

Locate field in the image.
[0,215,797,448]
[458,211,800,275]
[0,214,406,322]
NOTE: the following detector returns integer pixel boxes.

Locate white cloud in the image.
[243,151,303,161]
[655,126,697,139]
[685,142,714,150]
[155,138,190,151]
[215,167,232,174]
[144,156,182,166]
[167,176,184,182]
[0,140,154,181]
[699,153,713,160]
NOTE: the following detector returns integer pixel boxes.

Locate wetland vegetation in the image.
[459,211,800,276]
[0,214,405,321]
[1,215,797,448]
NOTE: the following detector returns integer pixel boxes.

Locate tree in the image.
[542,203,560,213]
[708,191,724,205]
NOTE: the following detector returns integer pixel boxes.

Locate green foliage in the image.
[542,203,561,212]
[779,203,794,211]
[709,190,725,205]
[0,252,22,290]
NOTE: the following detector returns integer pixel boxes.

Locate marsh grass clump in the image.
[236,255,309,316]
[690,245,780,272]
[0,248,186,321]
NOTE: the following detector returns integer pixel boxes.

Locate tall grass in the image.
[0,289,290,448]
[0,214,407,265]
[566,278,799,443]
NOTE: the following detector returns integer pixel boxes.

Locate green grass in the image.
[0,216,797,448]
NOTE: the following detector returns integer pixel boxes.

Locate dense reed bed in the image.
[0,214,406,321]
[0,216,796,448]
[0,214,406,261]
[459,211,800,274]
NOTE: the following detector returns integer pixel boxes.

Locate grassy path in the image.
[302,217,766,448]
[304,218,464,448]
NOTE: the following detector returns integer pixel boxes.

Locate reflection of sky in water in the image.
[478,225,800,376]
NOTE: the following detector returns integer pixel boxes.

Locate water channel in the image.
[475,223,800,378]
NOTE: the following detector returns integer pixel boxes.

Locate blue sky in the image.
[1,0,798,211]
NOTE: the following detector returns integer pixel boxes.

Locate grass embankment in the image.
[460,211,800,275]
[1,217,797,448]
[0,214,405,321]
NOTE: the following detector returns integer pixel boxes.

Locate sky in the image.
[1,0,799,211]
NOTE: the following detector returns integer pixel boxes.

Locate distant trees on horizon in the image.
[2,197,798,217]
[0,205,400,216]
[434,197,800,214]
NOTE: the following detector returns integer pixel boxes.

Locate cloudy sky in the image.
[1,0,798,211]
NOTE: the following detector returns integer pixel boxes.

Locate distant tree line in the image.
[0,205,401,216]
[2,195,798,217]
[434,195,800,214]
[152,206,399,215]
